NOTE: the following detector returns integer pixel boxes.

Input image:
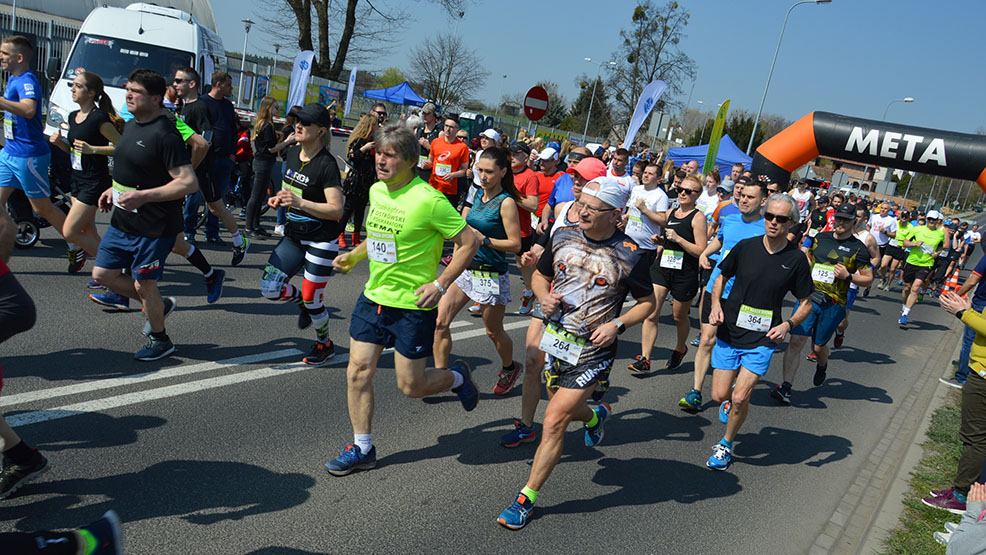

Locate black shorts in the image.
[901,262,932,284]
[544,352,613,391]
[965,244,976,257]
[651,263,700,302]
[71,176,110,206]
[350,293,437,359]
[887,245,907,261]
[878,244,887,258]
[519,234,533,254]
[701,289,714,325]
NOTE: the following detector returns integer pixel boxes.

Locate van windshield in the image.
[63,34,193,88]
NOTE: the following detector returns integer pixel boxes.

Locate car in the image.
[974,205,983,213]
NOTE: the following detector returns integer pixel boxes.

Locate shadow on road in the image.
[753,377,893,410]
[26,413,167,452]
[246,549,324,555]
[736,426,852,467]
[827,345,896,365]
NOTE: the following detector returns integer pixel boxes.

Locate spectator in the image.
[414,102,441,181]
[247,96,294,237]
[945,482,986,554]
[338,113,378,247]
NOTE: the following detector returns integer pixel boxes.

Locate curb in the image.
[808,319,962,554]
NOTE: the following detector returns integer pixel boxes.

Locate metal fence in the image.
[0,13,80,107]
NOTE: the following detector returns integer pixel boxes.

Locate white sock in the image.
[67,241,79,250]
[354,434,373,455]
[231,231,244,248]
[903,307,911,315]
[450,370,464,389]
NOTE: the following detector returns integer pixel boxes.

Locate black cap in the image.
[817,195,830,204]
[834,202,856,219]
[509,141,532,156]
[296,103,334,128]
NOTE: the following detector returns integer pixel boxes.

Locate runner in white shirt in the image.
[462,128,499,209]
[867,203,898,293]
[624,164,670,251]
[961,223,981,270]
[696,170,721,217]
[791,179,814,221]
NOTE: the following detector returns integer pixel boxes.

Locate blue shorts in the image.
[350,293,437,359]
[711,338,775,376]
[846,287,858,310]
[791,296,847,347]
[0,149,50,198]
[94,226,176,281]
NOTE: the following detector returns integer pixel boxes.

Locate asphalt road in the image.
[0,206,981,554]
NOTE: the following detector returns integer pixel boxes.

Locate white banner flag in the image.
[287,51,315,109]
[344,66,358,116]
[621,80,668,150]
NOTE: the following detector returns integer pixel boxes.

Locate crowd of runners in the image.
[2,31,985,548]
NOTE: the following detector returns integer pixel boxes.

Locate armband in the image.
[432,280,446,296]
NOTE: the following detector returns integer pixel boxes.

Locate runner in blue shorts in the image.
[706,192,813,471]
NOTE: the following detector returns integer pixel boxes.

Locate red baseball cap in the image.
[566,157,607,181]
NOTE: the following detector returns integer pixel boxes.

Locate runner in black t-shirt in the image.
[260,103,345,367]
[91,69,197,362]
[414,102,442,182]
[705,193,814,471]
[47,71,124,273]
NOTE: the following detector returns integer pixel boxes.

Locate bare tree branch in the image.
[408,35,488,110]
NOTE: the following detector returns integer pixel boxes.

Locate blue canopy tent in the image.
[667,135,752,173]
[362,81,428,107]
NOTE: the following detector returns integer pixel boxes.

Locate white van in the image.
[43,2,224,133]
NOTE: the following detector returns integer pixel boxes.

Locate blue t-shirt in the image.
[3,71,48,157]
[706,212,766,296]
[546,172,575,210]
[972,256,986,306]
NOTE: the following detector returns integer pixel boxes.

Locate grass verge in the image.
[882,389,963,554]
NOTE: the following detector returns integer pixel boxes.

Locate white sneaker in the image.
[468,302,482,316]
[274,225,285,236]
[518,290,535,315]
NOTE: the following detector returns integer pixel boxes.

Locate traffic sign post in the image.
[524,86,549,122]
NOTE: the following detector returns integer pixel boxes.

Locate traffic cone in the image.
[940,268,961,295]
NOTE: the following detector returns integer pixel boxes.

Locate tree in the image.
[567,75,613,138]
[609,1,697,141]
[377,67,407,89]
[536,81,569,128]
[408,35,489,109]
[685,110,790,150]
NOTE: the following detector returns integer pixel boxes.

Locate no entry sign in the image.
[524,86,549,121]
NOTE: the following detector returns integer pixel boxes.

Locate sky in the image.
[212,0,986,134]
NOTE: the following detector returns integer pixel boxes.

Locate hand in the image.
[418,137,430,148]
[74,139,95,154]
[709,304,724,326]
[766,322,789,343]
[635,198,646,211]
[273,189,300,208]
[969,482,986,504]
[114,189,147,211]
[540,292,564,317]
[267,195,281,208]
[590,322,618,347]
[332,252,357,274]
[665,229,678,243]
[365,141,375,151]
[528,151,537,164]
[536,219,549,235]
[97,188,113,212]
[940,291,972,315]
[285,132,297,145]
[48,130,61,144]
[469,225,486,244]
[834,263,850,280]
[699,254,712,270]
[520,244,544,266]
[414,281,443,309]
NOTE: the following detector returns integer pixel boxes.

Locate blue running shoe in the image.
[90,291,129,311]
[497,492,534,530]
[500,420,536,448]
[205,269,225,304]
[584,402,611,447]
[325,444,377,476]
[678,389,702,412]
[706,443,732,471]
[718,400,731,424]
[87,279,106,290]
[142,297,177,337]
[899,313,908,327]
[451,360,478,411]
[80,509,123,555]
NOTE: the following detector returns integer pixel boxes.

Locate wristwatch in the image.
[612,319,626,335]
[956,309,967,320]
[482,237,491,247]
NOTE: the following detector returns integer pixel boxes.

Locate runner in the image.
[259,103,343,366]
[47,71,124,272]
[706,193,813,470]
[630,175,706,372]
[325,123,480,476]
[0,35,81,272]
[462,128,500,209]
[496,179,655,530]
[424,115,469,207]
[622,161,669,280]
[90,69,197,360]
[879,209,912,290]
[679,181,768,411]
[831,205,881,349]
[898,209,945,327]
[791,178,815,222]
[414,102,441,182]
[696,169,721,217]
[508,141,541,316]
[961,223,981,270]
[498,157,606,447]
[777,202,873,402]
[433,147,523,393]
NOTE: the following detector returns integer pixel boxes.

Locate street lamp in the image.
[237,18,255,108]
[883,97,915,121]
[493,74,507,124]
[746,0,832,155]
[582,57,616,142]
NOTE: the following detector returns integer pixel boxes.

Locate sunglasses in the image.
[173,78,187,84]
[373,111,387,117]
[675,187,702,196]
[763,212,792,224]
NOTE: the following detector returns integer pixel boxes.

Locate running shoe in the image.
[945,521,959,533]
[338,233,347,248]
[303,341,336,366]
[718,400,731,424]
[142,297,177,337]
[921,490,966,515]
[184,233,195,243]
[806,351,818,363]
[813,364,828,387]
[771,383,792,404]
[899,313,908,327]
[440,255,452,267]
[206,236,223,244]
[87,279,106,290]
[325,444,376,476]
[500,420,536,447]
[863,287,871,297]
[451,360,478,411]
[0,452,49,499]
[67,248,87,274]
[627,355,650,373]
[205,269,226,304]
[939,376,965,390]
[274,224,285,236]
[345,221,355,233]
[298,307,312,330]
[917,292,924,303]
[231,236,250,266]
[591,378,609,402]
[833,332,844,349]
[134,336,176,361]
[706,443,732,471]
[497,492,534,530]
[584,402,611,447]
[665,347,688,370]
[678,389,702,412]
[690,334,701,347]
[80,510,124,555]
[468,302,482,316]
[934,531,952,546]
[351,232,361,246]
[493,362,522,395]
[518,290,535,315]
[90,291,130,311]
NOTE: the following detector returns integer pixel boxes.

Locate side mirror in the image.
[45,57,62,81]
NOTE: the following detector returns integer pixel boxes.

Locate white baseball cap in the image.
[926,210,943,220]
[480,128,500,142]
[582,177,630,209]
[537,147,559,161]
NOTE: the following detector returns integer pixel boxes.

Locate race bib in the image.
[808,229,819,238]
[920,244,934,255]
[539,322,586,365]
[111,180,138,213]
[660,249,684,270]
[471,270,500,297]
[531,215,539,231]
[3,115,12,140]
[436,162,451,177]
[366,229,397,264]
[889,238,899,247]
[811,263,836,284]
[736,304,772,333]
[282,180,303,198]
[418,155,428,169]
[71,147,83,171]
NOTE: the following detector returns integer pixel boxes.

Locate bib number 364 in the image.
[736,304,772,333]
